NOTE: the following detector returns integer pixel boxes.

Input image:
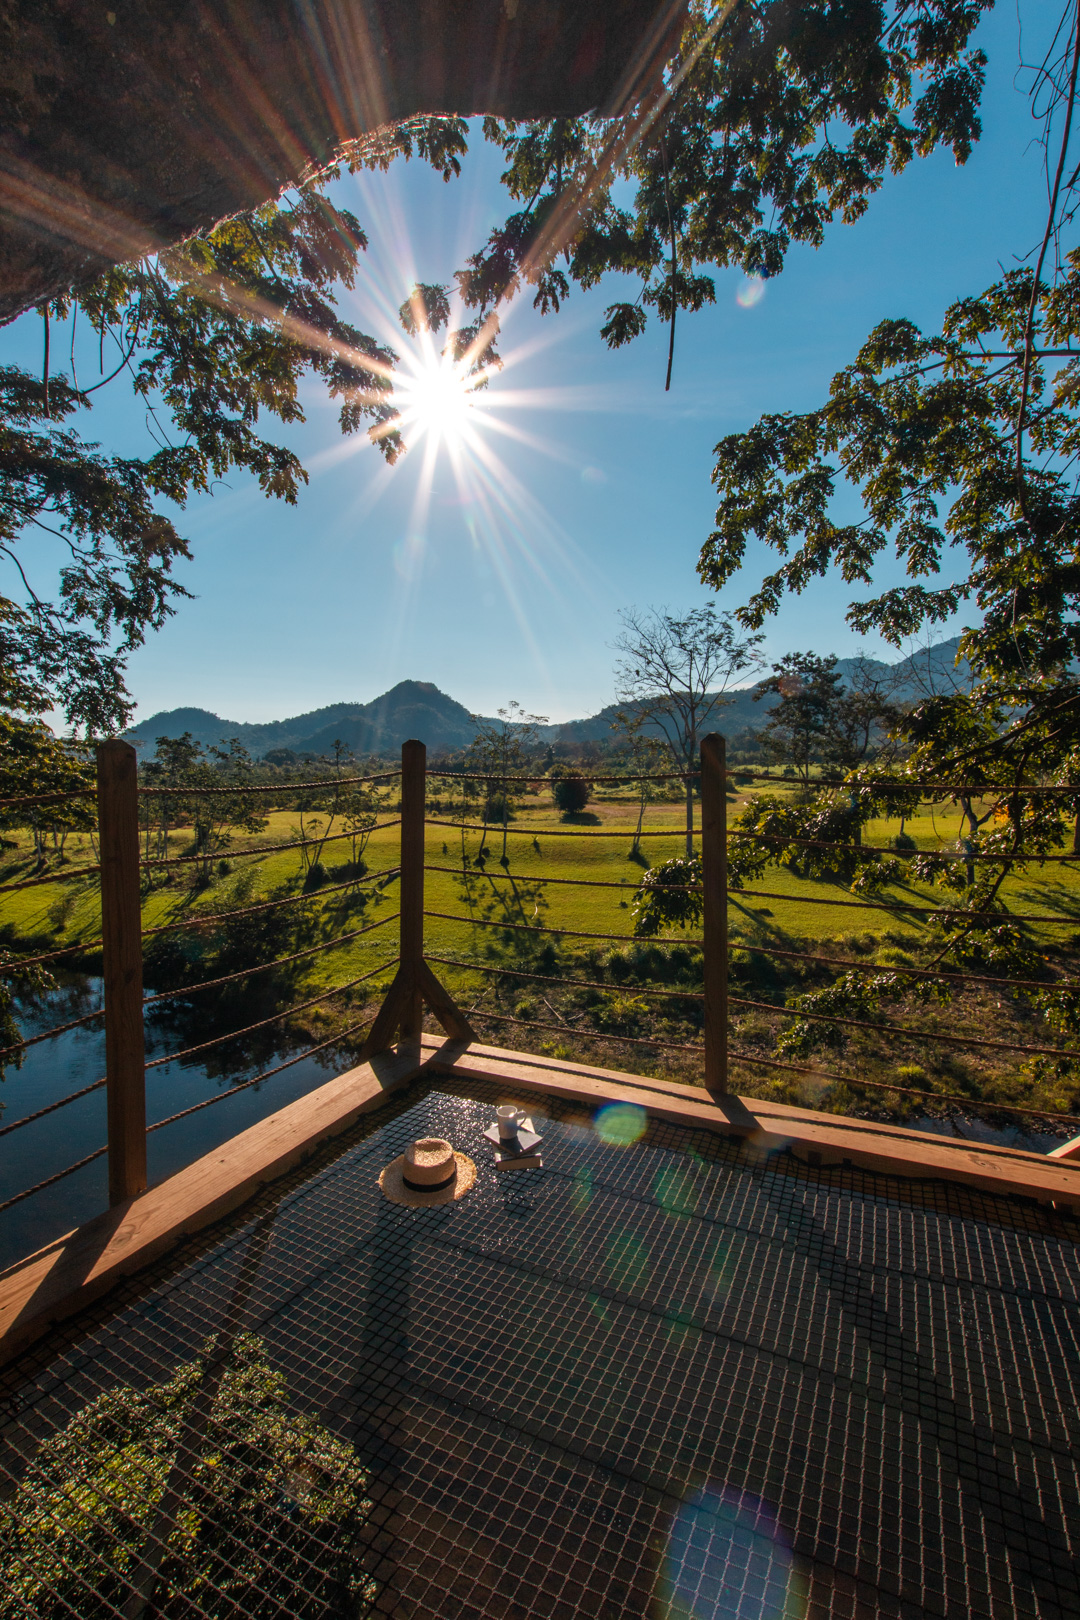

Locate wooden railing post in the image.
[700,734,757,1134]
[399,738,426,1040]
[96,739,147,1204]
[700,732,728,1096]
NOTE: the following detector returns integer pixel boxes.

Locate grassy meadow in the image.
[3,778,1080,1132]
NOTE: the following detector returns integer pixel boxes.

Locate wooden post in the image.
[398,738,426,1041]
[700,732,728,1095]
[96,740,147,1204]
[700,734,756,1134]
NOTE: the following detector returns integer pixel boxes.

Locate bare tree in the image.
[613,606,764,855]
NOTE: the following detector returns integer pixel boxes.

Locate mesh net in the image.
[0,1078,1078,1619]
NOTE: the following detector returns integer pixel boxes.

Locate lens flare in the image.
[736,276,766,309]
[595,1103,648,1146]
[658,1486,807,1620]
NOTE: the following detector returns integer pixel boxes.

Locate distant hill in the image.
[126,639,969,759]
[124,681,480,759]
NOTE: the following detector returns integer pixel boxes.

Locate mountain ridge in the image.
[124,639,968,759]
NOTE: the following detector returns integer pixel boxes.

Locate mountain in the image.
[126,639,970,759]
[124,681,479,759]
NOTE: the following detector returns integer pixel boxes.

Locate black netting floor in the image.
[0,1078,1079,1620]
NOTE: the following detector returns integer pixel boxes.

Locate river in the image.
[1,972,359,1273]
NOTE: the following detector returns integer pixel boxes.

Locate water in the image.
[0,973,361,1273]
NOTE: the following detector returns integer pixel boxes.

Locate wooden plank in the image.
[416,958,476,1042]
[0,1044,428,1368]
[700,733,727,1097]
[399,738,426,1040]
[96,739,147,1204]
[419,1036,1080,1211]
[1048,1133,1080,1161]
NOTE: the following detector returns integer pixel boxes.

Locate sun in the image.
[394,350,481,451]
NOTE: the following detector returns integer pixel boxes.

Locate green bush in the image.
[552,774,591,815]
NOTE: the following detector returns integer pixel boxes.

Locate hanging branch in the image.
[660,134,677,393]
[1016,0,1080,521]
[41,306,50,418]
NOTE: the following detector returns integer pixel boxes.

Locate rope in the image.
[425,767,693,784]
[727,1048,1080,1126]
[143,954,398,1070]
[425,819,691,838]
[146,1012,379,1134]
[729,994,1080,1060]
[734,941,1075,994]
[0,1145,107,1216]
[468,1008,703,1055]
[143,920,394,1008]
[0,1005,104,1062]
[465,1009,1080,1125]
[424,910,686,945]
[138,821,400,868]
[143,867,399,937]
[735,835,1080,862]
[424,864,641,891]
[0,863,101,895]
[138,770,401,796]
[0,1075,107,1140]
[425,955,704,1000]
[0,787,94,808]
[0,936,104,976]
[734,886,1080,925]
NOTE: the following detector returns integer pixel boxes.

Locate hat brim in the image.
[378,1150,477,1208]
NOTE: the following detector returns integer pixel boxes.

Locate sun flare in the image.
[394,351,480,451]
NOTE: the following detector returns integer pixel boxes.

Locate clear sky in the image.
[3,4,1053,726]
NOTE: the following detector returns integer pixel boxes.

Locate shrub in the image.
[552,773,591,815]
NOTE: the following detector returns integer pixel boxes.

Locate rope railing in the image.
[0,1074,108,1142]
[425,955,704,1001]
[143,952,398,1072]
[732,941,1075,994]
[424,909,685,945]
[136,820,401,869]
[427,951,1080,1061]
[726,1048,1080,1125]
[145,1008,386,1134]
[421,765,1080,794]
[143,866,400,938]
[0,1145,109,1218]
[425,818,690,838]
[425,863,641,892]
[733,886,1080,925]
[0,863,102,896]
[137,768,401,796]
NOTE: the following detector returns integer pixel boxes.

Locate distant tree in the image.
[826,656,907,770]
[551,770,591,816]
[0,716,95,864]
[459,702,548,866]
[754,652,845,785]
[610,711,668,863]
[613,605,763,856]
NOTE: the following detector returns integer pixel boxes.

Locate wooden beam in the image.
[0,1043,427,1368]
[700,734,755,1133]
[96,739,147,1204]
[399,738,426,1041]
[419,1036,1080,1211]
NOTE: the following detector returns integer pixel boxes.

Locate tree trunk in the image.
[685,771,694,859]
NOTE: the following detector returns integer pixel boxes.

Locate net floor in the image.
[0,1078,1079,1620]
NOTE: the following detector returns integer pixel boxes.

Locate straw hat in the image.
[379,1137,476,1207]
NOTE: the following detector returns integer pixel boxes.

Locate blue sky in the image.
[4,4,1054,726]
